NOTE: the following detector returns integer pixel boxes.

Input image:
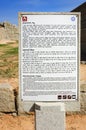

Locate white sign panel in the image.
[19,13,80,101]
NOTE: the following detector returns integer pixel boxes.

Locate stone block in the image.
[35,103,65,130]
[0,83,15,112]
[80,92,86,113]
[80,82,86,92]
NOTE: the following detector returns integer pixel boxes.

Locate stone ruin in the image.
[0,22,18,41]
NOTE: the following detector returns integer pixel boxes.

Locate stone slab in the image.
[18,100,80,114]
[35,103,65,130]
[35,102,65,111]
[0,83,15,112]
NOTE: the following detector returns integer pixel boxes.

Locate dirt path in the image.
[66,114,86,130]
[0,114,34,130]
[0,114,86,130]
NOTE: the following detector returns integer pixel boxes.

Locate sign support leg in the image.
[35,102,65,130]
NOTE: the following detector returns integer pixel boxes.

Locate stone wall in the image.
[0,22,18,41]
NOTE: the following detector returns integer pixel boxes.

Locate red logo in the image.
[22,16,27,21]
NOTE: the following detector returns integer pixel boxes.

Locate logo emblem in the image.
[71,16,75,21]
[22,16,27,21]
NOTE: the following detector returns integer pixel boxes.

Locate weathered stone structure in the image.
[0,22,18,41]
[72,2,86,61]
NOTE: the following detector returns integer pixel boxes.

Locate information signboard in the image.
[19,13,80,101]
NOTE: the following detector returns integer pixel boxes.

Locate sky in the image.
[0,0,86,25]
